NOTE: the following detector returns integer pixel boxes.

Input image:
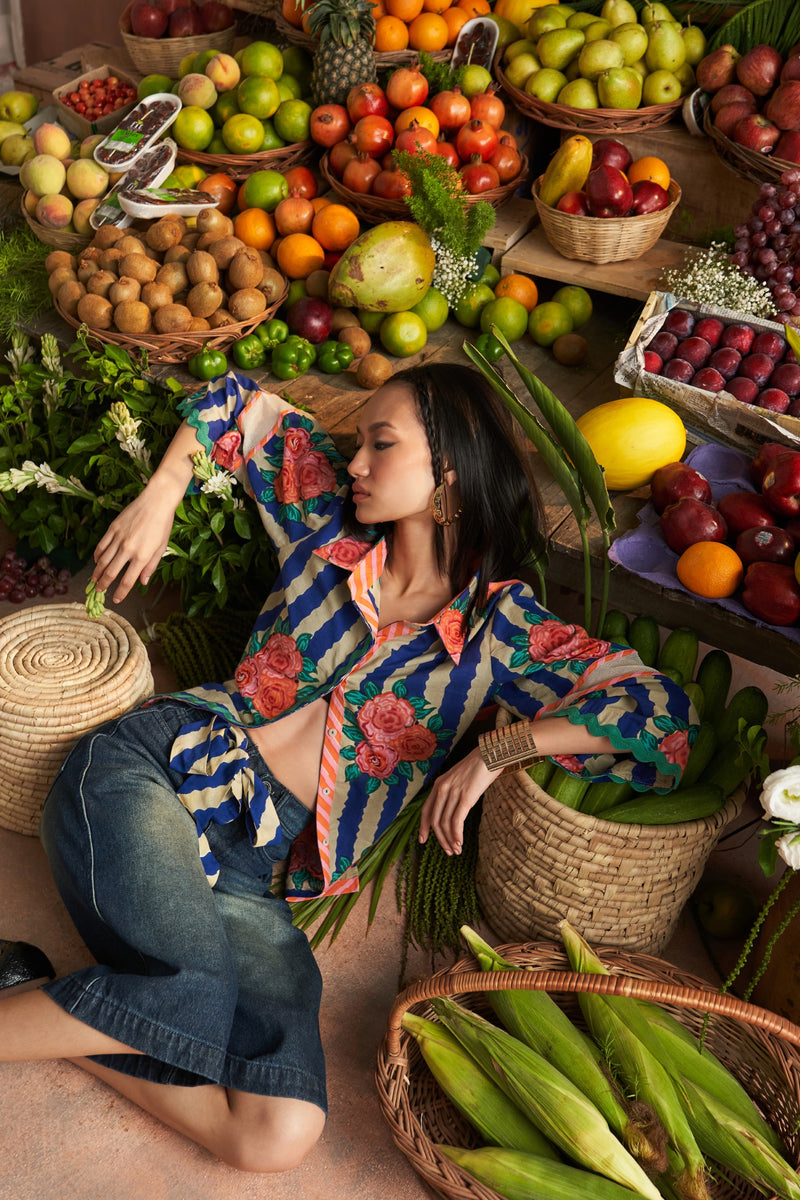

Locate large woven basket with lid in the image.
[0,603,154,836]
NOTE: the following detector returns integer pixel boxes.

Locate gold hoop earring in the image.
[432,482,462,526]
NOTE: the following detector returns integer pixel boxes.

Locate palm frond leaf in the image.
[707,0,800,55]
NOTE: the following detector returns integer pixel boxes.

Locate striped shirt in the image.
[167,373,696,901]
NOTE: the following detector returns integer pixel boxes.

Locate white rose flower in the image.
[759,766,800,822]
[776,830,800,871]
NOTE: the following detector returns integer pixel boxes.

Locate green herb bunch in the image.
[0,226,52,340]
[0,328,277,617]
[414,49,467,94]
[392,148,495,306]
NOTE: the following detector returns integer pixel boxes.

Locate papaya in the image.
[538,134,593,209]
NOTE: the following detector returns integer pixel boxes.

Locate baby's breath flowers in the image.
[660,242,775,319]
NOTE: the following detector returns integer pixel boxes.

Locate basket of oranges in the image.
[276,0,480,64]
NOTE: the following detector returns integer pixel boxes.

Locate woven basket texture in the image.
[0,603,154,837]
[494,60,683,132]
[21,196,91,253]
[226,0,273,14]
[703,105,795,187]
[376,941,800,1200]
[475,739,741,954]
[176,139,318,180]
[119,1,237,74]
[531,175,681,264]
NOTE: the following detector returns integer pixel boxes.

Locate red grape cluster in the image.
[732,167,800,325]
[0,550,71,604]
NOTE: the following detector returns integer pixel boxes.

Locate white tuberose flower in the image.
[759,766,800,822]
[775,831,800,870]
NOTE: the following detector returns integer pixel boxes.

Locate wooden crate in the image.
[12,41,140,104]
[482,196,538,260]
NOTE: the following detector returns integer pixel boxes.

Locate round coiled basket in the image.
[0,603,154,836]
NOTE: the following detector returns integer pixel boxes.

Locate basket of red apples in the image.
[119,0,236,76]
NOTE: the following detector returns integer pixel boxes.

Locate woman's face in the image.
[347,382,437,526]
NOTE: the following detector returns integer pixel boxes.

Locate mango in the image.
[328,222,435,313]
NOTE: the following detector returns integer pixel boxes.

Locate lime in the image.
[239,41,284,80]
[213,90,240,126]
[222,113,266,154]
[453,281,495,329]
[281,45,313,86]
[273,98,311,143]
[380,311,428,357]
[137,73,173,100]
[172,163,207,187]
[207,131,228,155]
[460,64,493,97]
[277,74,303,101]
[178,52,197,78]
[237,75,281,120]
[480,263,501,288]
[259,120,286,151]
[528,300,574,346]
[480,296,528,342]
[358,310,386,333]
[552,285,592,329]
[284,279,308,310]
[172,106,215,151]
[411,286,449,332]
[242,168,289,212]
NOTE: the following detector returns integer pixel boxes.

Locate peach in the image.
[204,53,240,92]
[34,192,74,230]
[20,153,67,196]
[72,197,102,235]
[32,122,72,160]
[66,158,109,200]
[80,133,105,158]
[178,72,217,109]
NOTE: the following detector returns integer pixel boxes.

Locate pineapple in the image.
[305,0,378,106]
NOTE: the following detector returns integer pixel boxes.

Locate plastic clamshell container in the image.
[89,137,178,230]
[118,187,219,219]
[93,93,181,172]
[451,17,499,70]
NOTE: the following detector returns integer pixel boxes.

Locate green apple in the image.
[537,27,585,71]
[597,65,643,108]
[527,4,566,39]
[681,23,707,67]
[645,20,686,72]
[566,11,597,30]
[642,67,682,104]
[0,90,38,123]
[503,51,541,88]
[610,22,649,66]
[578,38,625,81]
[673,61,696,93]
[584,18,613,43]
[558,77,599,108]
[601,0,638,27]
[504,38,538,62]
[525,66,567,102]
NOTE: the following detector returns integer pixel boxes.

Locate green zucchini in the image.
[714,685,769,747]
[627,615,660,667]
[546,766,591,810]
[694,648,733,725]
[579,777,635,816]
[699,732,762,797]
[656,626,699,687]
[682,680,705,722]
[526,758,556,790]
[600,784,726,825]
[678,723,718,790]
[600,609,630,644]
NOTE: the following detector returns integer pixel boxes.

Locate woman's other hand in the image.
[419,748,495,856]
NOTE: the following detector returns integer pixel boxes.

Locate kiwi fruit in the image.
[108,276,141,305]
[119,253,158,285]
[156,261,189,295]
[187,281,224,319]
[338,326,371,359]
[208,308,234,328]
[45,249,75,273]
[180,230,201,253]
[196,208,233,239]
[356,353,393,390]
[163,243,191,265]
[226,247,263,291]
[208,235,246,271]
[56,279,86,317]
[113,300,152,336]
[330,308,361,335]
[47,266,78,297]
[552,333,589,367]
[186,250,219,286]
[97,247,124,273]
[80,245,103,262]
[115,235,147,257]
[77,293,113,330]
[305,269,331,299]
[152,303,193,334]
[86,269,119,298]
[145,217,185,253]
[141,281,174,312]
[228,287,267,322]
[259,267,286,305]
[76,258,101,284]
[91,224,124,250]
[188,317,211,332]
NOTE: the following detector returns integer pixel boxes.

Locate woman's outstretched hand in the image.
[418,748,496,856]
[92,486,176,604]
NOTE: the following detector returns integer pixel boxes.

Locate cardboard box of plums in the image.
[615,291,800,453]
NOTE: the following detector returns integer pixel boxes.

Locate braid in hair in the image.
[415,373,442,486]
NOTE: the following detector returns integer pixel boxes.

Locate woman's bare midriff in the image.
[247,695,328,811]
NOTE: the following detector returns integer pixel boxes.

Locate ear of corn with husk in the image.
[437,1145,661,1200]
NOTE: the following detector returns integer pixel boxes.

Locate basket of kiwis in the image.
[48,206,288,364]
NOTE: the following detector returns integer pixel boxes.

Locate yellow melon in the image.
[576,397,686,492]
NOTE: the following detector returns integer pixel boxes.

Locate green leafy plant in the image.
[415,49,467,94]
[0,226,52,340]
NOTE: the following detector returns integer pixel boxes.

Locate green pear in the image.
[642,67,682,104]
[0,133,34,166]
[525,66,567,102]
[641,1,675,27]
[558,77,599,108]
[681,23,707,67]
[597,65,643,108]
[565,56,583,81]
[584,18,613,42]
[645,21,686,72]
[527,5,566,39]
[600,0,638,27]
[578,38,625,80]
[537,27,586,71]
[503,52,541,88]
[504,38,538,62]
[0,90,38,123]
[0,119,26,145]
[566,11,597,30]
[629,58,648,78]
[674,60,696,93]
[610,22,649,65]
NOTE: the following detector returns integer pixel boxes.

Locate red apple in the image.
[585,164,633,218]
[169,4,203,36]
[591,138,632,173]
[156,0,183,11]
[716,489,776,534]
[715,102,761,139]
[785,515,800,545]
[733,114,781,153]
[765,82,800,131]
[726,376,759,404]
[788,397,800,417]
[650,462,713,514]
[556,190,590,215]
[761,449,800,517]
[741,562,800,625]
[780,57,800,84]
[630,180,670,215]
[751,330,786,359]
[750,441,794,486]
[735,525,796,565]
[735,44,784,96]
[696,44,741,93]
[660,497,728,554]
[198,0,235,31]
[776,130,800,163]
[757,387,791,413]
[662,308,695,338]
[710,83,758,114]
[721,322,755,354]
[693,317,725,346]
[130,0,168,36]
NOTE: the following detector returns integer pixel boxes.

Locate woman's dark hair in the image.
[346,362,545,620]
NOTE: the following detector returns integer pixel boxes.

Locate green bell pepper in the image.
[474,332,505,363]
[231,333,267,371]
[271,335,316,381]
[255,318,289,351]
[316,340,355,375]
[187,346,228,381]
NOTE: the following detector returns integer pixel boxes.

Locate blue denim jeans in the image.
[38,699,327,1112]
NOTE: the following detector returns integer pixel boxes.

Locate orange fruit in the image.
[237,76,281,120]
[197,172,238,215]
[386,0,424,18]
[276,231,326,278]
[394,104,440,136]
[222,113,266,154]
[494,272,538,312]
[456,0,490,14]
[379,311,428,357]
[172,106,215,151]
[368,0,387,15]
[233,207,276,251]
[282,0,310,28]
[676,542,744,599]
[407,11,449,49]
[627,156,670,190]
[527,301,573,346]
[375,14,410,49]
[311,203,360,252]
[423,0,452,12]
[311,195,333,213]
[442,5,468,42]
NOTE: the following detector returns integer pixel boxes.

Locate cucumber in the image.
[714,685,769,747]
[699,732,762,797]
[526,758,556,790]
[600,784,726,825]
[678,722,717,790]
[656,626,699,687]
[546,766,591,810]
[627,615,660,667]
[682,681,705,722]
[695,648,733,725]
[601,609,630,645]
[579,777,635,816]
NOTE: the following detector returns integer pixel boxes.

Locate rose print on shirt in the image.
[235,619,318,720]
[341,680,452,794]
[259,414,345,521]
[509,612,611,673]
[211,429,243,473]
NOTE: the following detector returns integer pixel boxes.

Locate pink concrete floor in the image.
[0,557,791,1200]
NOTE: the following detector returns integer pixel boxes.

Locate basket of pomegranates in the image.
[119,0,237,77]
[531,167,681,264]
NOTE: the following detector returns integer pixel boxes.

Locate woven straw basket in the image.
[376,941,800,1200]
[475,749,742,954]
[703,105,795,187]
[21,195,91,254]
[0,603,154,837]
[119,1,237,75]
[531,175,681,264]
[176,139,317,180]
